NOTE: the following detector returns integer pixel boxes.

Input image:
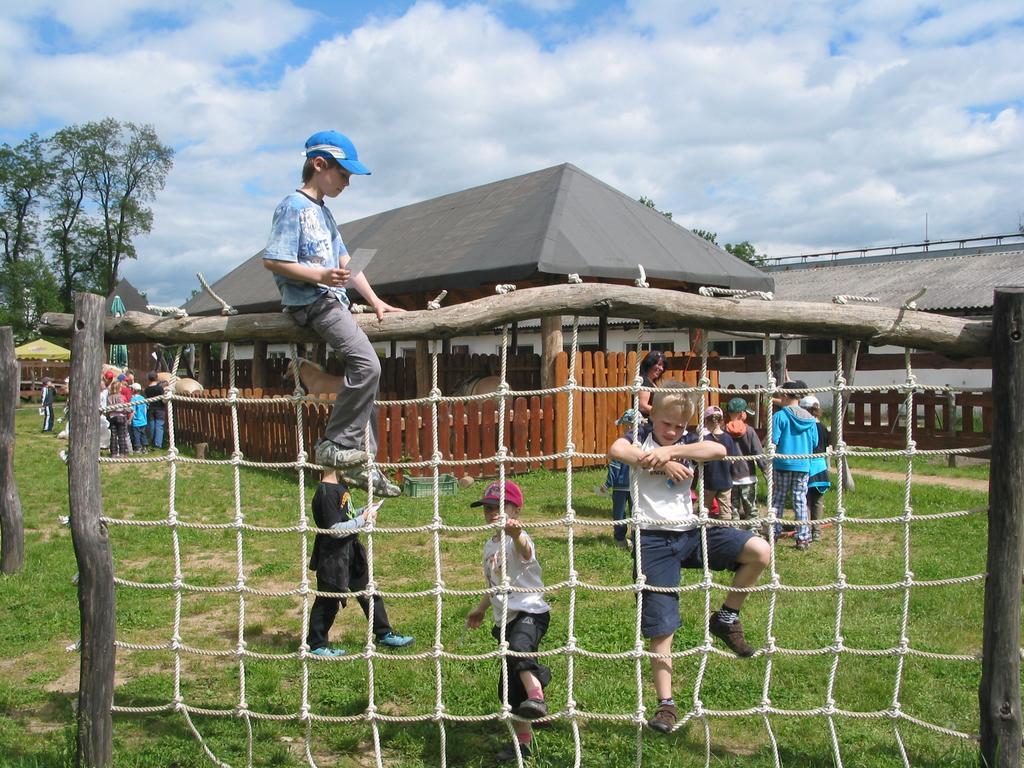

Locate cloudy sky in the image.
[2,0,1022,306]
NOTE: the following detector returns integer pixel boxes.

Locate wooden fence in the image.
[201,352,542,398]
[171,352,994,472]
[843,389,992,451]
[173,389,560,477]
[172,351,724,474]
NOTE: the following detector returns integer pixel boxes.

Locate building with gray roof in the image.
[765,242,1023,317]
[183,162,772,316]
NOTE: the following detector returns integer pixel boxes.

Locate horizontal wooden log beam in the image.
[40,285,991,358]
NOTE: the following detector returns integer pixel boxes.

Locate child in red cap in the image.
[465,480,551,763]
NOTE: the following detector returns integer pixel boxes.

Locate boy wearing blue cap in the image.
[263,131,404,496]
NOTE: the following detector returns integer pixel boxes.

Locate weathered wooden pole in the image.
[0,326,25,574]
[979,287,1024,768]
[838,339,860,493]
[197,343,213,388]
[251,340,268,389]
[540,315,562,390]
[68,293,115,768]
[415,340,431,397]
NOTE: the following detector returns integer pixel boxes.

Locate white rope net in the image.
[83,308,991,768]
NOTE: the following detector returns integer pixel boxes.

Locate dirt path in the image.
[854,469,988,493]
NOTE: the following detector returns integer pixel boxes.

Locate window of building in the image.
[450,345,469,355]
[709,340,733,356]
[734,340,762,356]
[625,342,675,354]
[502,344,535,355]
[804,338,833,355]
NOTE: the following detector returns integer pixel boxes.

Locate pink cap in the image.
[470,480,525,508]
[704,405,723,418]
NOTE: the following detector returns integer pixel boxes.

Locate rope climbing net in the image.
[80,300,991,768]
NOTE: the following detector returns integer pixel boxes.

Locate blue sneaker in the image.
[310,646,346,657]
[376,631,414,648]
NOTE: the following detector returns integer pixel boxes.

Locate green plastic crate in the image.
[403,473,457,497]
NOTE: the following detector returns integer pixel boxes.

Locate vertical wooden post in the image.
[0,326,24,574]
[251,341,268,389]
[771,337,788,385]
[980,287,1024,768]
[196,343,212,388]
[598,314,608,351]
[415,340,431,398]
[68,293,115,768]
[540,315,562,391]
[837,340,860,493]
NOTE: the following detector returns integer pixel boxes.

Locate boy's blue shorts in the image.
[635,527,753,638]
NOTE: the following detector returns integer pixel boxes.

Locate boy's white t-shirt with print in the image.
[482,532,550,622]
[634,432,699,532]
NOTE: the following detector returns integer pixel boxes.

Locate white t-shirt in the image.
[634,432,698,532]
[482,532,550,621]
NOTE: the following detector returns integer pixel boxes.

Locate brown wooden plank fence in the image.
[171,353,989,474]
[843,389,992,451]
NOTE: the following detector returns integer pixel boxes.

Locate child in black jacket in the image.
[306,472,414,656]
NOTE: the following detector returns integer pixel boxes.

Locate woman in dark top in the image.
[637,351,667,418]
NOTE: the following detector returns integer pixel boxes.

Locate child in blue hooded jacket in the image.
[771,381,819,550]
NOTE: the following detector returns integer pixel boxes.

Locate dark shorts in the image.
[491,611,551,708]
[635,527,753,638]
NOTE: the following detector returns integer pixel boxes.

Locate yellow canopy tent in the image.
[14,338,71,361]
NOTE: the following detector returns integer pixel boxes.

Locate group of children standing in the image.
[98,369,165,457]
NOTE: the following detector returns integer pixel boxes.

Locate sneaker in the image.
[709,614,755,658]
[495,742,532,763]
[339,465,402,498]
[515,697,548,719]
[613,538,630,550]
[648,702,677,733]
[310,646,346,657]
[314,440,368,468]
[811,527,822,542]
[377,631,414,648]
[795,539,811,551]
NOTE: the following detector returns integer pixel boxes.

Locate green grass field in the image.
[1,406,994,767]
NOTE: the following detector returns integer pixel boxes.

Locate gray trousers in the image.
[291,296,381,455]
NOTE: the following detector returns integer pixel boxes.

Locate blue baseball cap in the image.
[304,130,371,175]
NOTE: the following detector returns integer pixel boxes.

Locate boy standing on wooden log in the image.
[263,130,403,497]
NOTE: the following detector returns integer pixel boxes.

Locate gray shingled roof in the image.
[183,162,772,316]
[766,245,1023,313]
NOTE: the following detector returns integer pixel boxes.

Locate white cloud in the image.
[2,0,1023,305]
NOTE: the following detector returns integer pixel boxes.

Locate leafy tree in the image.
[724,240,768,267]
[0,256,61,342]
[0,134,58,340]
[0,119,173,337]
[689,226,769,267]
[0,134,48,264]
[80,119,173,294]
[46,125,101,310]
[691,228,718,245]
[638,195,673,220]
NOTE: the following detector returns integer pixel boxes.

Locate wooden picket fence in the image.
[172,389,559,478]
[171,351,719,476]
[171,353,994,474]
[843,389,992,451]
